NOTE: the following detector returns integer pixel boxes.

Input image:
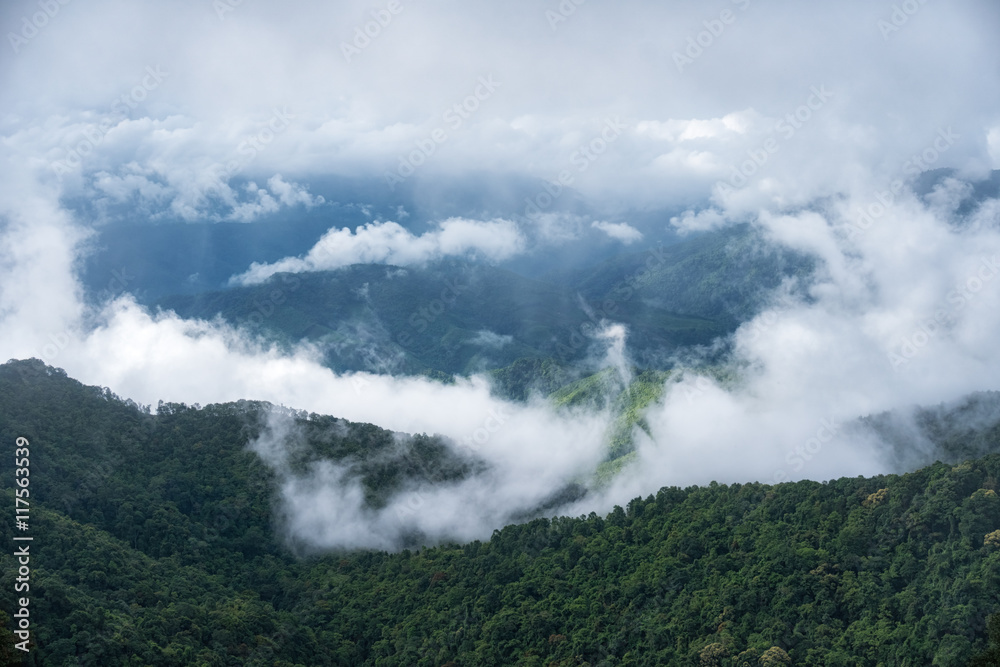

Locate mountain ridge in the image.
[1,359,999,665]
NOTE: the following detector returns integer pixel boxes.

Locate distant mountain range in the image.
[155,224,813,378]
[77,171,680,302]
[2,359,999,665]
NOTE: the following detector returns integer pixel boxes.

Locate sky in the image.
[2,0,1000,549]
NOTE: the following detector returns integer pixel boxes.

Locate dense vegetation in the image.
[155,225,809,378]
[158,260,723,378]
[1,359,999,665]
[544,224,813,332]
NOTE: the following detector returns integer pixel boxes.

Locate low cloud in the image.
[577,184,1000,515]
[3,0,1000,553]
[470,330,514,349]
[250,402,608,551]
[670,208,730,233]
[229,175,325,223]
[591,220,643,244]
[5,171,1000,550]
[231,217,525,285]
[226,174,324,222]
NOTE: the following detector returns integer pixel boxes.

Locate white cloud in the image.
[232,217,525,285]
[2,0,994,216]
[266,174,325,208]
[988,125,1000,169]
[528,213,583,243]
[6,159,1000,548]
[573,192,1000,513]
[92,163,170,204]
[225,176,323,222]
[2,291,612,549]
[229,181,280,222]
[591,220,643,244]
[925,177,974,218]
[470,330,513,349]
[636,111,757,142]
[670,208,729,233]
[3,0,1000,550]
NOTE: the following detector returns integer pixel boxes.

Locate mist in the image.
[249,403,609,552]
[2,0,1000,550]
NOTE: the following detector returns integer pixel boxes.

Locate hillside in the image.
[157,261,722,377]
[554,223,815,329]
[0,359,999,665]
[155,225,810,379]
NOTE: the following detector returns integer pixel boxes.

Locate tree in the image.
[0,611,22,666]
[969,614,1000,667]
[759,646,792,666]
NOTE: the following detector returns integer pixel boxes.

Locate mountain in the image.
[559,223,816,329]
[155,225,810,378]
[78,207,366,303]
[1,359,999,665]
[859,391,1000,473]
[76,171,683,303]
[157,261,724,377]
[912,168,1000,218]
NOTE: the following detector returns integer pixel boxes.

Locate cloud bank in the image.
[2,0,1000,550]
[591,220,643,244]
[231,217,525,285]
[2,0,995,220]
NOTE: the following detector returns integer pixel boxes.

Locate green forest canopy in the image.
[0,359,998,665]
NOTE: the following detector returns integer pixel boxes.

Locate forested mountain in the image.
[156,224,809,378]
[861,391,1000,474]
[75,172,599,303]
[157,261,721,377]
[7,0,1000,664]
[552,224,815,330]
[1,359,999,665]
